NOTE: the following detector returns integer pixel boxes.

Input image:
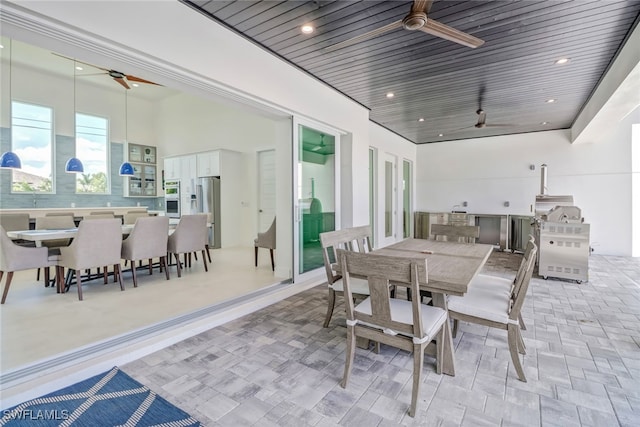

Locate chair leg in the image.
[508,324,526,382]
[55,266,62,293]
[254,246,258,267]
[517,327,526,355]
[323,288,337,328]
[452,318,459,338]
[205,244,212,263]
[161,256,170,280]
[201,250,208,272]
[131,260,138,287]
[341,325,356,388]
[269,248,274,271]
[409,342,425,417]
[1,271,12,304]
[435,327,445,375]
[44,267,50,290]
[175,253,182,278]
[75,270,83,301]
[115,264,124,291]
[518,313,527,330]
[37,267,41,281]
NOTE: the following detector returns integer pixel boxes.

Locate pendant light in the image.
[65,59,84,173]
[1,39,22,169]
[119,90,134,176]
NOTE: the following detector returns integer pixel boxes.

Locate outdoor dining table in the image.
[370,238,494,376]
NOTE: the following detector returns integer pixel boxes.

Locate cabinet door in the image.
[164,158,181,179]
[197,151,220,177]
[128,164,143,196]
[180,155,197,195]
[143,165,157,196]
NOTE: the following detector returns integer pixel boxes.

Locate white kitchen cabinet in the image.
[197,151,220,177]
[163,157,181,180]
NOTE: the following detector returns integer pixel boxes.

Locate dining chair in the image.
[56,218,124,301]
[0,213,32,246]
[35,215,76,285]
[447,241,537,382]
[167,214,208,278]
[121,216,170,287]
[123,211,149,225]
[430,224,480,243]
[337,249,447,417]
[319,225,377,328]
[85,213,116,220]
[0,226,58,304]
[254,217,276,271]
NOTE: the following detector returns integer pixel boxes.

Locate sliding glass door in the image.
[293,120,340,280]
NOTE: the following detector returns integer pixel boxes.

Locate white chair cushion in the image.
[448,282,513,325]
[355,297,447,341]
[330,277,370,295]
[470,274,513,297]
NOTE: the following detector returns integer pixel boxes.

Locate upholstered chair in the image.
[56,218,124,301]
[123,211,149,225]
[0,226,56,304]
[254,217,276,271]
[121,216,170,286]
[167,214,208,277]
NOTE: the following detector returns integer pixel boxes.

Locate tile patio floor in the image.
[122,252,640,426]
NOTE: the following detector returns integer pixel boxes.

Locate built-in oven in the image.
[164,180,181,218]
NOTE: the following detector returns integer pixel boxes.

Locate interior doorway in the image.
[257,149,276,232]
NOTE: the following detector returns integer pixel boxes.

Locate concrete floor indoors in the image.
[0,246,286,371]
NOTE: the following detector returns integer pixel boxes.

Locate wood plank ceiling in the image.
[182,0,640,144]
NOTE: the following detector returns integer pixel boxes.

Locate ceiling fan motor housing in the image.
[403,12,427,30]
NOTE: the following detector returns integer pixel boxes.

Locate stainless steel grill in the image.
[533,164,590,283]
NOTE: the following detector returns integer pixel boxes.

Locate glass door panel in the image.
[297,124,337,275]
[403,159,412,238]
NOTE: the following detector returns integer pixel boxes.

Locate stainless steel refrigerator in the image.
[196,176,221,249]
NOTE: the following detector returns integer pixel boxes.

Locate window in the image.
[75,113,109,194]
[11,101,53,193]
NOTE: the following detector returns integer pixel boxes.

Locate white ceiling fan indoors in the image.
[324,0,485,52]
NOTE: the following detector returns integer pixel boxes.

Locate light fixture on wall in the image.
[65,59,84,174]
[119,90,135,176]
[1,39,21,170]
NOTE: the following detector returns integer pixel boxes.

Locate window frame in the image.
[74,111,111,195]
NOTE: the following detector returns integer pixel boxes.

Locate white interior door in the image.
[257,149,276,232]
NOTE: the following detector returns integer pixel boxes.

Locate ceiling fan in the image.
[324,0,484,52]
[311,134,326,151]
[53,53,160,90]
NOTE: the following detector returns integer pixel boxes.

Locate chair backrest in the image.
[60,218,123,269]
[338,249,428,339]
[122,216,169,259]
[123,211,149,224]
[319,226,372,285]
[36,215,77,248]
[256,217,276,249]
[86,213,115,220]
[509,242,537,322]
[167,214,208,253]
[0,226,49,272]
[431,224,479,243]
[0,213,30,232]
[45,212,75,218]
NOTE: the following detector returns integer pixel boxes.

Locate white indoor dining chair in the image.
[121,216,170,287]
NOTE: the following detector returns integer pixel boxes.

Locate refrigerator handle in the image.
[196,184,202,212]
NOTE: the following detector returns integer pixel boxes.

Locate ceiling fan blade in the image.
[125,75,160,85]
[51,52,111,72]
[114,77,131,90]
[421,19,484,48]
[324,20,403,52]
[413,0,434,14]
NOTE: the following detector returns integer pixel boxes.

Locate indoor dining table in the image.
[370,238,494,376]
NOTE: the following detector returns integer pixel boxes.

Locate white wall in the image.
[632,117,640,257]
[416,124,635,256]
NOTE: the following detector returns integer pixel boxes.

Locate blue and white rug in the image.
[1,367,200,426]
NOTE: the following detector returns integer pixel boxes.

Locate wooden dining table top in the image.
[372,238,494,296]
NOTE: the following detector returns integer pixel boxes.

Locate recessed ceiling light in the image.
[438,133,444,137]
[418,118,424,122]
[301,24,314,34]
[75,66,83,71]
[541,121,549,125]
[386,92,395,98]
[132,83,139,87]
[555,58,571,65]
[546,98,556,103]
